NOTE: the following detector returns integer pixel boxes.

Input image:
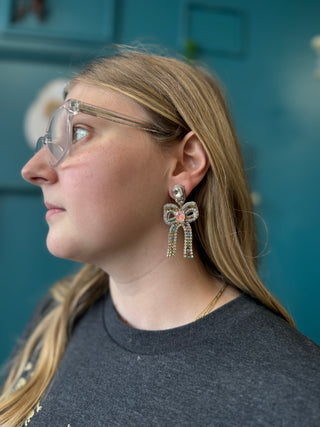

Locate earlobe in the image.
[169,131,209,198]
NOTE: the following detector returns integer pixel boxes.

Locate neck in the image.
[107,253,235,331]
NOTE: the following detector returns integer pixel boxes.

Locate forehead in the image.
[67,83,150,120]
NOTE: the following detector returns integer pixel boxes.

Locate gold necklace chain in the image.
[194,283,228,321]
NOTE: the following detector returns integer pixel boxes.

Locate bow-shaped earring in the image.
[163,185,199,258]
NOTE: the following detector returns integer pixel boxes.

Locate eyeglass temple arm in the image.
[76,102,162,134]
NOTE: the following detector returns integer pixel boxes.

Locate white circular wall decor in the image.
[24,78,69,149]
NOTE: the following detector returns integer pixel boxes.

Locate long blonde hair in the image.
[0,48,294,426]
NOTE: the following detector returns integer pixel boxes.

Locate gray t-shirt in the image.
[6,292,320,426]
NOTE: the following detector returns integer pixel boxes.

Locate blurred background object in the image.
[0,0,319,366]
[11,0,47,23]
[24,78,68,149]
[311,34,320,78]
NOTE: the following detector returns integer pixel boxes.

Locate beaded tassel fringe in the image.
[163,185,199,258]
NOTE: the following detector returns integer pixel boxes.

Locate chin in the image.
[46,233,104,266]
[46,234,81,262]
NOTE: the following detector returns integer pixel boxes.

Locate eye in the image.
[72,125,90,144]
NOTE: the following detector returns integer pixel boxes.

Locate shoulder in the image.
[1,291,57,388]
[5,292,57,363]
[21,292,58,339]
[216,293,320,391]
[200,294,320,423]
[235,293,320,357]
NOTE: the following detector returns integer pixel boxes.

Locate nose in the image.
[21,147,58,186]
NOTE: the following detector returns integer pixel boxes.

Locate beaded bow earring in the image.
[163,185,199,258]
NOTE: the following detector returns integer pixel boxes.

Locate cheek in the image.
[64,142,166,230]
[47,139,170,263]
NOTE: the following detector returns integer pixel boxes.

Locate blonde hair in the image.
[0,48,294,426]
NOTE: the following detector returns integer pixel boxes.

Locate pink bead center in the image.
[175,210,185,223]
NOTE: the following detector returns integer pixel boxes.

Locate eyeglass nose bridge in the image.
[36,135,58,167]
[36,136,47,152]
[35,133,68,168]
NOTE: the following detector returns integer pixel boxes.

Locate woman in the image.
[1,49,319,426]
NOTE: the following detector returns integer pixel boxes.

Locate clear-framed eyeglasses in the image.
[36,99,163,167]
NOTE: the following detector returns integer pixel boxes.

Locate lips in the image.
[45,201,66,220]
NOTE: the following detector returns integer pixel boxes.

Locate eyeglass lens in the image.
[45,107,70,165]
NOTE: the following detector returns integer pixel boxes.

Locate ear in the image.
[169,131,209,199]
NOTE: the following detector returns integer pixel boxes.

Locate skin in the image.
[21,83,240,330]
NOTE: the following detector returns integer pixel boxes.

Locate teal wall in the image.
[1,0,320,366]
